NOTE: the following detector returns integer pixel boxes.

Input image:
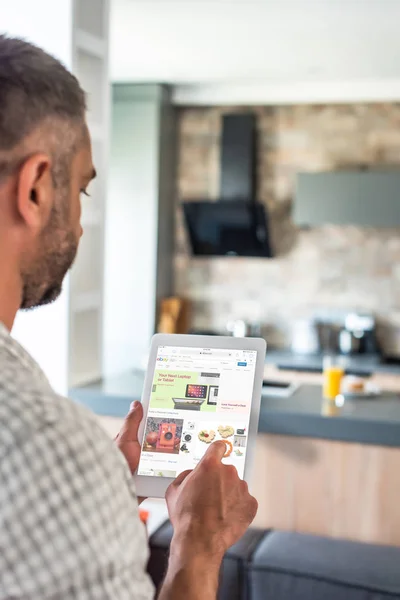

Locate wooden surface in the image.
[96,407,400,547]
[251,433,400,546]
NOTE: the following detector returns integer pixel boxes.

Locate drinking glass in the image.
[323,355,345,400]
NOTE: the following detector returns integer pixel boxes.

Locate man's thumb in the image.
[119,401,143,441]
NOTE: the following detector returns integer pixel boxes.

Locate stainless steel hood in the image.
[294,172,400,227]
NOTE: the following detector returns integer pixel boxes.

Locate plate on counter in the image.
[341,376,380,399]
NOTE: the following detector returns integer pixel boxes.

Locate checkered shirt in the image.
[0,322,154,599]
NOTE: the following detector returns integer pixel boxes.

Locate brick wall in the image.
[175,104,400,346]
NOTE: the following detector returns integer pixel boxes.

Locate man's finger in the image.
[173,469,192,486]
[202,440,227,463]
[118,401,143,442]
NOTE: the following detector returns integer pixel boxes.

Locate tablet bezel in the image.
[134,334,267,498]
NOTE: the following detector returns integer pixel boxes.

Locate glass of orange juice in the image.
[323,355,345,400]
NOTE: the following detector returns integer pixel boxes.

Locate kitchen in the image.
[173,103,400,544]
[71,101,400,547]
[67,0,400,551]
[177,104,400,349]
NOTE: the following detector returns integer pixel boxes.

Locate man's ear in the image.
[16,154,54,231]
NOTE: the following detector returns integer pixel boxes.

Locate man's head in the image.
[0,35,96,313]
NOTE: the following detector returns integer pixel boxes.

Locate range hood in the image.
[294,171,400,227]
[182,113,273,257]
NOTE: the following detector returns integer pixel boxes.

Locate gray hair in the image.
[0,34,86,184]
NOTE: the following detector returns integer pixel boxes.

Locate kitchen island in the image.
[70,365,400,448]
[70,363,400,547]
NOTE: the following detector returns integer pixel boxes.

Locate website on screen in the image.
[137,345,257,479]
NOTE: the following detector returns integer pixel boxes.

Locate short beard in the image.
[19,123,84,310]
[20,207,78,310]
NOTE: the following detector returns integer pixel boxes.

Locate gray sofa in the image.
[148,521,400,599]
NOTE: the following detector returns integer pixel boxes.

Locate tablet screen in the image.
[137,345,257,479]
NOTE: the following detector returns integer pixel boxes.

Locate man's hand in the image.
[159,441,258,600]
[115,401,143,475]
[167,441,258,556]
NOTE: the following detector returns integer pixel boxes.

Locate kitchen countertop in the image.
[258,384,400,447]
[70,368,400,449]
[265,349,400,375]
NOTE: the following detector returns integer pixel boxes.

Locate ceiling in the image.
[110,0,400,103]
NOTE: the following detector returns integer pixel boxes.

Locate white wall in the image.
[0,1,73,65]
[104,86,160,376]
[1,0,73,394]
[110,0,400,106]
[172,80,400,107]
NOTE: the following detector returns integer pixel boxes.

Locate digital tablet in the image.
[135,334,266,498]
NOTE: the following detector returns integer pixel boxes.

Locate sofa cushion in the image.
[250,531,400,600]
[218,527,266,600]
[148,520,266,599]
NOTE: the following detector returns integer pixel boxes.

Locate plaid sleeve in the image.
[0,406,154,599]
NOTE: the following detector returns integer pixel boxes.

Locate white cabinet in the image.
[104,85,176,377]
[3,0,109,393]
[69,0,110,387]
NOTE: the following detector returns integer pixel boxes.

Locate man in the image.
[0,35,258,599]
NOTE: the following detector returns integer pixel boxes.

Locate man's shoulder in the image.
[0,335,113,460]
[0,328,153,599]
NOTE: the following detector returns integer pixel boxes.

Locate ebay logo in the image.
[157,357,168,362]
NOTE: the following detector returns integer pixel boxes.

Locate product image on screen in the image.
[207,386,219,406]
[138,345,257,480]
[186,384,208,398]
